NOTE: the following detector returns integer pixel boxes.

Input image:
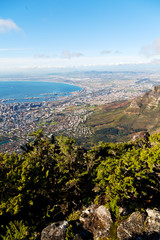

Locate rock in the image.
[132,131,150,142]
[127,85,160,113]
[41,219,92,240]
[41,221,68,240]
[69,220,93,240]
[80,205,96,222]
[126,99,141,114]
[117,212,145,240]
[117,210,160,240]
[119,206,128,217]
[145,209,160,235]
[80,205,112,239]
[132,131,151,148]
[41,208,160,240]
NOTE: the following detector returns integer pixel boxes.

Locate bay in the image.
[0,81,81,103]
[0,140,10,145]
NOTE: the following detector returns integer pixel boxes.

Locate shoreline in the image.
[0,80,82,104]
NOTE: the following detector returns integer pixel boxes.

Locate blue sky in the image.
[1,0,160,72]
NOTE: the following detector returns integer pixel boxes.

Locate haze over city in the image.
[0,0,160,73]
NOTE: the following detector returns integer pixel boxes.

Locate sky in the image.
[1,0,160,73]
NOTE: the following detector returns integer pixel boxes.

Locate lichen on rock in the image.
[117,212,145,240]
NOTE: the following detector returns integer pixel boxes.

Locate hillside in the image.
[85,85,160,144]
[1,130,160,239]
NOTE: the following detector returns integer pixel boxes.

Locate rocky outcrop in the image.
[41,205,112,240]
[117,209,160,240]
[126,99,142,114]
[41,221,68,240]
[117,212,145,240]
[132,131,150,142]
[40,220,93,240]
[41,207,160,240]
[80,205,112,239]
[127,85,160,113]
[145,209,160,235]
[131,131,151,148]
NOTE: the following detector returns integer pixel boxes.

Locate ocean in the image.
[0,81,81,103]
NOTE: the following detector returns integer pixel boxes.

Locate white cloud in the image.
[0,48,9,51]
[100,50,111,55]
[0,18,21,33]
[61,50,83,59]
[0,48,27,52]
[34,54,50,59]
[0,54,150,73]
[115,50,121,54]
[140,37,160,57]
[100,50,121,55]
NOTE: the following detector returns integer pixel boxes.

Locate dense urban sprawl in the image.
[1,71,160,153]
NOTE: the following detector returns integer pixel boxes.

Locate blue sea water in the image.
[0,81,81,103]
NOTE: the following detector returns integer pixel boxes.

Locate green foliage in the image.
[1,130,160,237]
[0,131,94,237]
[65,224,74,240]
[1,221,29,240]
[67,210,81,222]
[96,141,160,215]
[108,222,118,240]
[149,132,160,143]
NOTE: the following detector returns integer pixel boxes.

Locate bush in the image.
[1,221,29,240]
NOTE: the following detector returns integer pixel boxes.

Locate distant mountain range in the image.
[85,85,160,144]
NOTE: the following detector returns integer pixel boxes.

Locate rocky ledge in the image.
[41,206,160,240]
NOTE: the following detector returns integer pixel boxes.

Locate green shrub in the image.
[1,221,29,240]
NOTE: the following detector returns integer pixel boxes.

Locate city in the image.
[0,71,160,153]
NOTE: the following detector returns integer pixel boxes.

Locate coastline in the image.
[0,80,82,103]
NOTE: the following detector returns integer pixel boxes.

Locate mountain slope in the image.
[85,85,160,143]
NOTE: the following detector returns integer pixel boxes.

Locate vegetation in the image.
[1,129,160,238]
[85,87,160,144]
[84,102,145,144]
